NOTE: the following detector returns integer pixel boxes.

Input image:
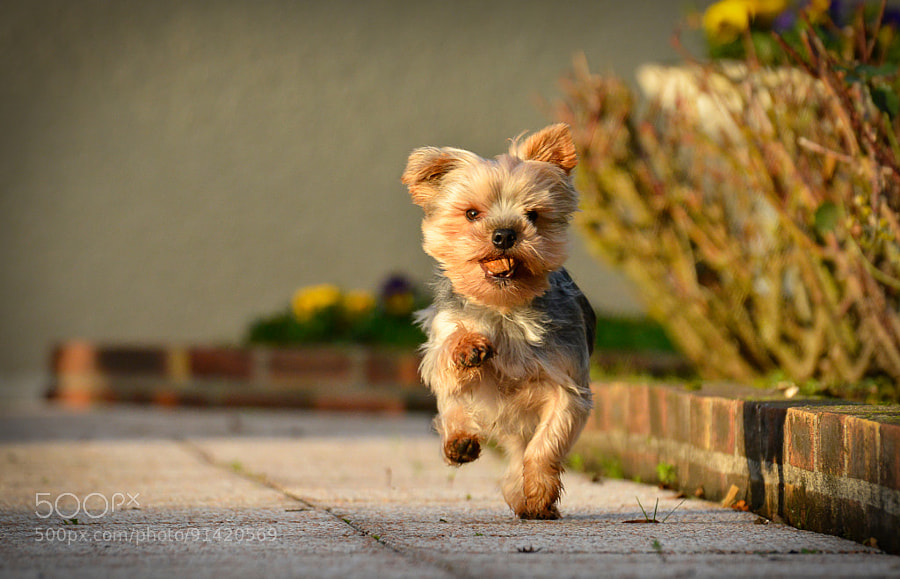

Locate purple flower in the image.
[882,6,900,28]
[381,274,413,298]
[773,9,798,31]
[380,274,416,316]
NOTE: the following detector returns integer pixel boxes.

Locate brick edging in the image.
[575,382,900,554]
[48,343,900,552]
[48,341,432,413]
[46,341,687,412]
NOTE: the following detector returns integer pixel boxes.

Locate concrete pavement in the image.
[1,404,899,578]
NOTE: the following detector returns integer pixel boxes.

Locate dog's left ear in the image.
[513,123,578,175]
[402,147,469,208]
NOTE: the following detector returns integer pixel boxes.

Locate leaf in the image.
[731,499,751,512]
[871,85,900,119]
[854,64,900,79]
[814,201,840,235]
[720,484,740,508]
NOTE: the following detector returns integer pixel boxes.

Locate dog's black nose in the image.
[492,228,517,250]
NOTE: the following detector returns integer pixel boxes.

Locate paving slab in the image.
[1,404,899,578]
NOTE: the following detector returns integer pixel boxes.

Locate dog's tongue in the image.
[481,257,517,278]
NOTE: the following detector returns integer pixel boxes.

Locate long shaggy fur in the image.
[402,124,595,519]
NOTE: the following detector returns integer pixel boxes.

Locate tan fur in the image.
[403,124,594,520]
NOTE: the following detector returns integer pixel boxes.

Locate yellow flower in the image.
[704,0,754,45]
[703,0,791,44]
[749,0,790,21]
[291,284,342,321]
[342,290,376,318]
[384,292,415,317]
[804,0,830,22]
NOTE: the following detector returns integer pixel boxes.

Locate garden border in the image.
[575,381,900,555]
[48,341,430,413]
[47,342,900,554]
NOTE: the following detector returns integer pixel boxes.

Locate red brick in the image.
[745,402,789,464]
[190,348,252,379]
[626,384,651,435]
[396,353,421,386]
[732,399,746,457]
[53,341,96,374]
[587,385,607,432]
[622,448,659,483]
[667,388,691,443]
[98,347,167,375]
[846,416,879,484]
[51,374,109,408]
[817,412,846,477]
[604,383,630,432]
[783,481,812,529]
[365,351,420,386]
[880,422,900,490]
[219,391,313,409]
[787,409,817,471]
[404,392,436,413]
[54,386,96,408]
[178,393,216,407]
[268,348,352,381]
[710,397,739,455]
[153,391,180,407]
[592,383,613,431]
[648,386,669,439]
[584,407,598,431]
[690,395,712,450]
[314,396,405,414]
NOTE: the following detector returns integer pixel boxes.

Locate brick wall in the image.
[49,341,431,413]
[576,382,900,554]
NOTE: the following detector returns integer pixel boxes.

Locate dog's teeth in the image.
[481,257,517,277]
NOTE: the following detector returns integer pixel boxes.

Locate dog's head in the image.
[402,123,579,309]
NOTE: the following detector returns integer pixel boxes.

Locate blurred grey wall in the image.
[0,0,706,399]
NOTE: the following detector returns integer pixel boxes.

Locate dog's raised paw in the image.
[452,334,494,369]
[444,436,481,465]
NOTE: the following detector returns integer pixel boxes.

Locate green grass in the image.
[566,451,624,481]
[246,308,426,349]
[656,462,677,488]
[249,308,677,354]
[593,315,677,353]
[635,496,687,524]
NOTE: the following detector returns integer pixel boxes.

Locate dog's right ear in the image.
[401,147,464,208]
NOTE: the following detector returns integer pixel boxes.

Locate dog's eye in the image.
[526,210,539,224]
[465,209,481,222]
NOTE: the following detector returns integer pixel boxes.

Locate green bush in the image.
[245,277,428,349]
[594,316,676,353]
[557,7,900,401]
[244,279,675,355]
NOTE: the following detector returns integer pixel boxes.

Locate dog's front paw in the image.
[444,435,481,465]
[452,334,494,370]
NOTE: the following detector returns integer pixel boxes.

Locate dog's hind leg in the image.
[500,435,527,516]
[517,385,590,519]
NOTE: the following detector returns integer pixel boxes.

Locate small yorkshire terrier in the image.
[402,123,595,519]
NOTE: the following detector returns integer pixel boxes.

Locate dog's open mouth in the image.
[480,256,518,279]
